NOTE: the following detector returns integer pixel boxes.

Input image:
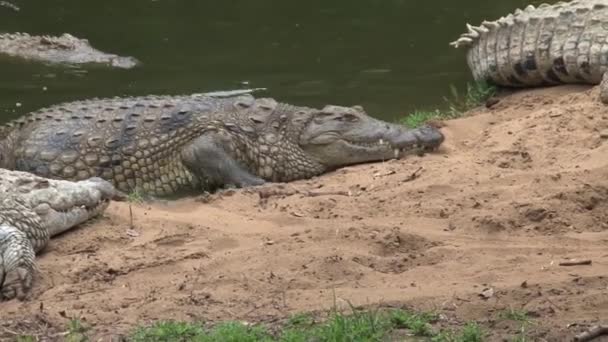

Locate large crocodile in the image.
[0,168,122,300]
[0,32,140,69]
[0,93,444,197]
[449,0,608,102]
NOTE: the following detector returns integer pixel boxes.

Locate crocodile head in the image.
[296,104,444,170]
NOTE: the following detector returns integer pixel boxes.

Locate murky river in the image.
[0,0,543,122]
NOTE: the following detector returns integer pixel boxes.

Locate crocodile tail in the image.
[450,0,608,86]
[449,4,550,49]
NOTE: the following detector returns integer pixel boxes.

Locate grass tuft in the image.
[65,318,89,342]
[390,309,437,336]
[15,337,36,342]
[399,81,497,128]
[500,308,530,323]
[130,320,206,342]
[432,322,485,342]
[127,190,145,203]
[200,322,273,342]
[459,322,485,342]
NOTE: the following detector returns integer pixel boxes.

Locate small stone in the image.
[599,130,608,139]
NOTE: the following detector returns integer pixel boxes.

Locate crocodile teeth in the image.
[379,139,384,145]
[394,148,400,159]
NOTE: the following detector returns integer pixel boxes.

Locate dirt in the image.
[3,84,608,341]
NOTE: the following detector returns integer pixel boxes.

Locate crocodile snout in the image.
[413,125,445,150]
[386,124,444,152]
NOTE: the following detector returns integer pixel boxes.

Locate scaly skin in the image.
[0,32,140,69]
[0,169,123,300]
[0,93,445,196]
[450,0,608,101]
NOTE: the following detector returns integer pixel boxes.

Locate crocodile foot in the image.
[0,214,37,300]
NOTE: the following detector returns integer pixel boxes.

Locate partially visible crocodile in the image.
[0,93,445,197]
[0,32,140,69]
[0,168,122,300]
[449,0,608,102]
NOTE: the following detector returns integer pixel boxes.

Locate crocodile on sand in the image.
[0,32,140,69]
[0,168,122,300]
[450,0,608,102]
[0,93,445,197]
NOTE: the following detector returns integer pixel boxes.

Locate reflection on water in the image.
[0,0,539,122]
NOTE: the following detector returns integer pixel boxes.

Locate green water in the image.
[0,0,538,123]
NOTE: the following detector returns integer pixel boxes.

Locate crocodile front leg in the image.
[181,132,265,189]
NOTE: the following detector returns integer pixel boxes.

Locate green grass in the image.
[10,307,490,341]
[432,322,485,342]
[390,309,438,336]
[399,81,497,128]
[15,336,36,342]
[399,110,449,129]
[499,308,533,342]
[127,308,486,342]
[499,308,530,323]
[65,318,89,342]
[131,320,206,342]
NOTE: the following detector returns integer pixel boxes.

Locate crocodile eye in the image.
[338,113,359,122]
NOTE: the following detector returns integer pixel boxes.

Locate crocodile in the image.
[0,93,445,197]
[0,32,140,69]
[449,0,608,102]
[0,168,122,300]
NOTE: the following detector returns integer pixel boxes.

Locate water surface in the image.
[0,0,539,122]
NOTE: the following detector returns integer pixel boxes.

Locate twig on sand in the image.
[304,190,350,197]
[1,327,20,336]
[559,259,592,267]
[256,187,349,199]
[574,325,608,342]
[129,204,135,229]
[403,167,424,182]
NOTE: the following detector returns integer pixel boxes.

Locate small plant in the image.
[390,309,437,336]
[312,306,391,341]
[459,322,485,342]
[500,308,530,323]
[130,320,205,341]
[200,322,273,342]
[399,110,447,128]
[500,307,533,342]
[398,81,497,128]
[15,336,36,342]
[65,318,89,342]
[432,321,485,342]
[444,81,497,114]
[127,190,145,203]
